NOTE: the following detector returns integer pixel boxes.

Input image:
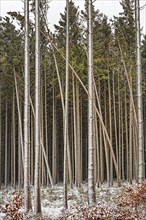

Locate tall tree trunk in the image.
[0,89,2,189]
[112,71,118,173]
[64,0,69,209]
[108,73,113,185]
[41,85,44,186]
[44,69,49,186]
[11,90,16,188]
[34,0,41,213]
[18,103,23,189]
[52,86,57,183]
[121,100,124,180]
[14,69,24,169]
[76,80,81,187]
[118,77,121,181]
[129,76,133,183]
[104,81,110,186]
[24,0,32,212]
[88,0,96,204]
[72,74,78,186]
[125,87,129,180]
[98,80,104,184]
[136,0,143,182]
[31,111,34,185]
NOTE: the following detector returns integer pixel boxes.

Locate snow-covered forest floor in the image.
[0,182,146,219]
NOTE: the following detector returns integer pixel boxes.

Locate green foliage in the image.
[113,0,136,62]
[0,15,24,97]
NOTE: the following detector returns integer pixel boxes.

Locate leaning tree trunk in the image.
[88,0,96,205]
[34,0,41,214]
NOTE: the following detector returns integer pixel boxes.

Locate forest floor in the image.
[0,182,146,219]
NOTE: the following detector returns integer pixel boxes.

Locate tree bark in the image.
[64,0,69,209]
[0,89,2,189]
[88,0,96,204]
[136,0,143,182]
[34,0,41,213]
[24,0,32,212]
[5,98,8,188]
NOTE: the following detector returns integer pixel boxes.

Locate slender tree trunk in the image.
[24,0,32,212]
[121,100,124,180]
[118,77,121,181]
[104,81,110,186]
[44,69,49,186]
[95,109,100,187]
[34,0,41,213]
[11,90,16,188]
[41,85,44,186]
[18,104,23,189]
[136,0,143,182]
[64,0,69,209]
[112,71,118,172]
[72,74,78,186]
[88,0,96,204]
[0,89,1,189]
[98,80,104,184]
[76,80,81,187]
[31,111,34,185]
[14,69,24,169]
[52,86,57,183]
[108,73,113,185]
[129,76,133,183]
[93,93,97,186]
[125,87,129,180]
[80,98,83,184]
[5,98,8,187]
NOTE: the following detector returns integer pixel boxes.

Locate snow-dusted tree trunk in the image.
[34,0,41,213]
[88,0,96,204]
[64,0,69,209]
[24,0,32,212]
[136,0,143,182]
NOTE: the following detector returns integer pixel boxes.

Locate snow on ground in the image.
[0,183,125,219]
[0,182,146,219]
[43,207,62,220]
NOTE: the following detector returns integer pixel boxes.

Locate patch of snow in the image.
[43,207,63,220]
[0,213,5,220]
